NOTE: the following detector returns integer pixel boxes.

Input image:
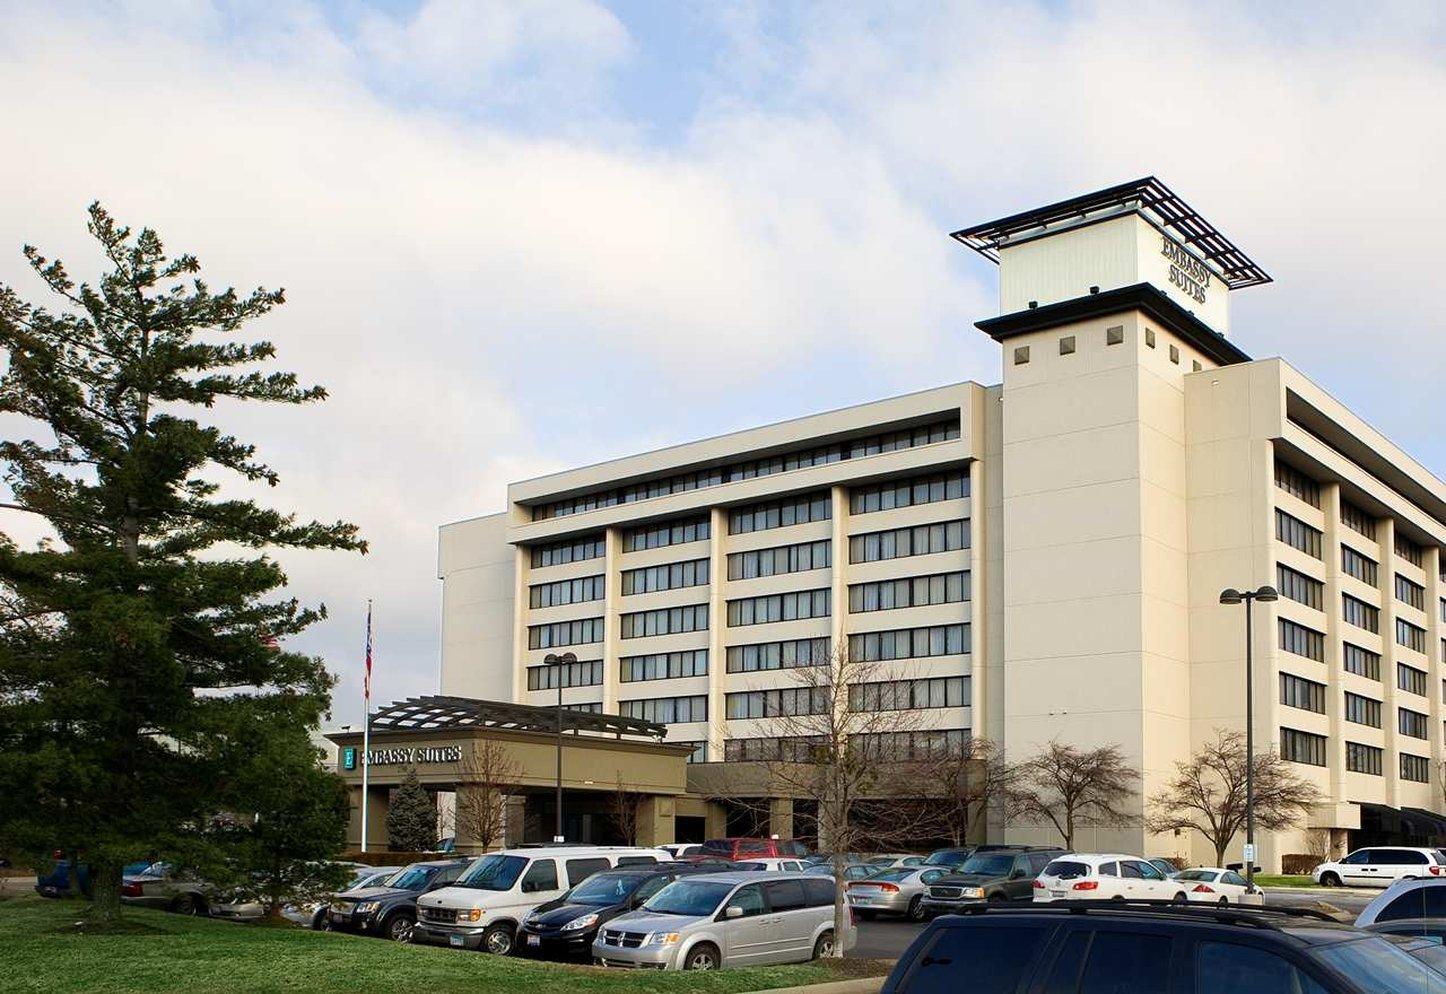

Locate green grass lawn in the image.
[1251,875,1319,888]
[0,893,885,994]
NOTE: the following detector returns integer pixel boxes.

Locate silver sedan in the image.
[846,866,953,921]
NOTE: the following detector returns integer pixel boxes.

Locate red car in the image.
[697,837,808,861]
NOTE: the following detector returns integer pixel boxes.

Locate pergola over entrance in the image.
[369,694,667,740]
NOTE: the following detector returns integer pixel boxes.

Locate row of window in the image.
[529,574,605,609]
[1279,619,1324,661]
[1275,462,1320,508]
[618,694,708,724]
[849,520,969,564]
[1345,643,1380,680]
[725,637,832,673]
[621,558,708,595]
[1343,743,1430,781]
[1400,663,1427,697]
[1397,573,1426,611]
[849,470,969,515]
[1342,545,1377,587]
[1341,501,1376,540]
[1345,692,1380,728]
[1273,560,1425,619]
[726,589,830,627]
[848,571,969,613]
[1276,509,1322,559]
[1342,594,1378,634]
[1276,565,1322,610]
[528,617,605,650]
[620,649,709,683]
[1397,534,1425,568]
[1400,618,1427,653]
[722,728,970,763]
[847,676,968,713]
[849,623,969,662]
[730,493,832,535]
[531,534,606,569]
[1279,672,1324,713]
[531,417,961,521]
[1282,616,1429,665]
[623,517,709,552]
[727,540,831,581]
[526,658,604,690]
[725,686,830,720]
[620,604,709,639]
[1284,677,1429,738]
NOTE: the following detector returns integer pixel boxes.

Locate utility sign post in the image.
[360,601,374,853]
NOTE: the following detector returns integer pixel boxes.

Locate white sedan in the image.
[1174,867,1262,905]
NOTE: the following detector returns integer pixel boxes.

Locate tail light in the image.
[877,883,899,893]
[1431,866,1443,877]
[1033,880,1046,889]
[1192,884,1215,894]
[121,882,144,897]
[1072,881,1099,891]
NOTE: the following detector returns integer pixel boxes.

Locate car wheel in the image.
[907,896,926,921]
[482,923,514,956]
[1319,872,1341,888]
[987,892,1007,903]
[1171,892,1187,905]
[812,931,835,960]
[171,894,201,916]
[1219,896,1230,906]
[383,913,414,943]
[684,943,721,970]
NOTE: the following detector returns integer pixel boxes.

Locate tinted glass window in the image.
[1374,850,1427,866]
[1042,931,1090,994]
[616,856,656,867]
[456,855,526,891]
[1136,862,1165,881]
[921,869,947,885]
[1079,932,1170,994]
[731,883,765,917]
[435,864,464,884]
[1119,862,1143,879]
[565,858,610,885]
[1378,884,1446,922]
[1197,941,1327,994]
[1028,853,1056,874]
[521,859,558,893]
[1314,936,1444,993]
[1099,862,1118,877]
[1046,860,1090,879]
[764,880,807,912]
[803,878,834,907]
[1342,850,1371,865]
[903,925,1048,994]
[1223,872,1247,887]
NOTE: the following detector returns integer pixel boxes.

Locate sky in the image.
[2,0,1444,728]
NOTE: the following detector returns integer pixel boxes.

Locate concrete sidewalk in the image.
[742,978,885,994]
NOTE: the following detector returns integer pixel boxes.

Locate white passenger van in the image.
[411,846,671,955]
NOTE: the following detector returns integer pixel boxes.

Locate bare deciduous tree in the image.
[608,773,643,845]
[1145,728,1318,868]
[455,739,521,853]
[1014,741,1139,850]
[924,735,1019,847]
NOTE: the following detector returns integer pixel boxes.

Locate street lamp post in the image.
[543,651,576,843]
[1219,584,1279,893]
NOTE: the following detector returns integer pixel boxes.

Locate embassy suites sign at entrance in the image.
[341,744,463,771]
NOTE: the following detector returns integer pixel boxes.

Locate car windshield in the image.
[457,855,526,891]
[1043,860,1089,879]
[804,864,835,876]
[1314,936,1446,992]
[869,869,915,883]
[959,854,1016,876]
[643,880,733,917]
[384,865,438,891]
[925,850,968,866]
[349,869,389,889]
[1175,869,1213,882]
[566,872,642,905]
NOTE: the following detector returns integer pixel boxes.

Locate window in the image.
[1341,546,1378,587]
[527,658,603,691]
[727,589,830,627]
[1078,931,1171,994]
[1106,325,1124,345]
[1340,501,1376,540]
[725,687,829,720]
[1275,510,1322,558]
[1145,327,1156,348]
[1281,728,1326,766]
[1013,346,1030,365]
[1395,533,1424,567]
[1169,344,1180,364]
[726,638,831,673]
[849,572,970,612]
[619,649,708,683]
[1379,885,1446,922]
[728,883,765,917]
[1195,940,1328,994]
[621,558,708,595]
[619,604,709,639]
[520,859,558,893]
[1342,594,1379,633]
[849,520,969,563]
[1276,565,1322,610]
[1347,742,1382,776]
[1192,360,1202,372]
[1344,692,1381,728]
[1397,618,1427,653]
[729,493,831,535]
[530,535,605,568]
[529,574,605,609]
[1398,663,1427,697]
[850,471,969,514]
[1343,643,1380,680]
[1395,573,1425,611]
[1402,754,1430,783]
[849,623,969,661]
[727,540,830,580]
[1059,335,1076,355]
[1398,708,1428,739]
[622,516,709,552]
[1279,673,1325,713]
[528,617,604,650]
[854,728,967,761]
[1275,463,1321,508]
[725,736,822,762]
[671,741,707,764]
[531,418,961,521]
[618,695,708,724]
[848,676,968,712]
[763,879,806,912]
[564,858,610,886]
[901,924,1049,994]
[802,877,834,907]
[1278,619,1324,661]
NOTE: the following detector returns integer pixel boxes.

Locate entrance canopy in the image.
[370,694,667,740]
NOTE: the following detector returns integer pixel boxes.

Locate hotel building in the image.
[431,179,1446,868]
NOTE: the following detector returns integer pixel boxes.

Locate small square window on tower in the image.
[1145,328,1157,348]
[1059,336,1076,356]
[1014,345,1031,365]
[1169,344,1180,364]
[1192,360,1202,372]
[1106,325,1124,346]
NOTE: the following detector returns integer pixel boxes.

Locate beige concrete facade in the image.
[435,183,1446,868]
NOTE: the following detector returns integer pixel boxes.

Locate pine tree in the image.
[0,203,365,922]
[386,770,438,852]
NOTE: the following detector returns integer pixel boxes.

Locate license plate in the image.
[449,934,465,948]
[853,897,874,905]
[527,935,541,946]
[1050,890,1067,898]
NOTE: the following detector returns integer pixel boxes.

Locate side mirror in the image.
[724,905,743,919]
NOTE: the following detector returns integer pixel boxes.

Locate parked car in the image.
[921,847,1063,914]
[1173,866,1262,906]
[659,844,705,859]
[283,866,393,929]
[1356,877,1446,931]
[866,854,925,870]
[1032,853,1188,903]
[593,871,848,970]
[847,866,952,921]
[412,845,669,955]
[802,852,871,867]
[733,857,808,873]
[1378,933,1446,976]
[120,862,213,915]
[1312,846,1446,888]
[1146,858,1180,878]
[922,847,974,868]
[699,838,807,861]
[804,862,876,883]
[326,858,470,941]
[877,901,1443,994]
[517,863,714,960]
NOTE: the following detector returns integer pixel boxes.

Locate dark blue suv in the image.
[882,902,1444,994]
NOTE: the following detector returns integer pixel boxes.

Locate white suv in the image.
[1033,854,1188,903]
[1313,847,1446,889]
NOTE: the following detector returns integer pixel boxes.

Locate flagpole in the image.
[360,600,373,854]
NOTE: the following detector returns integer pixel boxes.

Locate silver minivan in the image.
[592,871,848,971]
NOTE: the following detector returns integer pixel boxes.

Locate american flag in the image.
[363,601,373,706]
